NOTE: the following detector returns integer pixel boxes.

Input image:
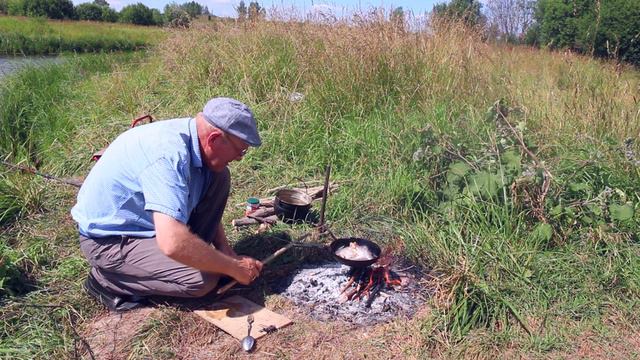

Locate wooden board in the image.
[194,295,292,340]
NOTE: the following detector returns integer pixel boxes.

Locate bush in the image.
[151,8,164,26]
[164,3,191,28]
[23,0,74,19]
[7,0,25,15]
[101,6,118,22]
[119,2,155,26]
[532,0,640,66]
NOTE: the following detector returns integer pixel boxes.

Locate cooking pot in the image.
[274,189,313,221]
[330,237,381,267]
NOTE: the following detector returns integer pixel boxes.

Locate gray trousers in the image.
[79,168,230,298]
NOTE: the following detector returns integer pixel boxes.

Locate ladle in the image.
[241,314,256,352]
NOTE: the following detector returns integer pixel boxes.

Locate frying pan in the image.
[329,237,381,267]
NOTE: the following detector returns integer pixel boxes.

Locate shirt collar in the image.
[189,117,204,168]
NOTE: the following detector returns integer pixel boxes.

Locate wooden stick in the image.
[216,233,311,295]
[247,214,277,224]
[0,160,83,188]
[318,165,331,231]
[232,215,278,227]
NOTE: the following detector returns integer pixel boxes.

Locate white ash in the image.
[275,263,426,326]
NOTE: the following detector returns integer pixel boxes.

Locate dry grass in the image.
[155,18,639,146]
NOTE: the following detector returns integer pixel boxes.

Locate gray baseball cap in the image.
[201,97,262,147]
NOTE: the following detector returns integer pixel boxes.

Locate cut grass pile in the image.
[0,16,165,55]
[0,17,639,358]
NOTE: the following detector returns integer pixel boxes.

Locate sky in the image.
[72,0,443,19]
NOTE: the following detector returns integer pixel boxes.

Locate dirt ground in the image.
[81,294,429,360]
[80,295,640,360]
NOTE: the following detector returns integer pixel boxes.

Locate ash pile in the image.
[273,261,428,326]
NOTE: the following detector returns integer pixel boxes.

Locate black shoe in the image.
[83,272,148,312]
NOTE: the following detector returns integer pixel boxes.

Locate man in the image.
[71,97,263,311]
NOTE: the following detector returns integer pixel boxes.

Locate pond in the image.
[0,56,65,80]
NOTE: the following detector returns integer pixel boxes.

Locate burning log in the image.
[340,264,404,307]
[365,281,383,308]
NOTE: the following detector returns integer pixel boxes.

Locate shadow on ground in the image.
[148,229,334,311]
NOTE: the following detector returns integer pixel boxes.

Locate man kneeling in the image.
[71,97,263,311]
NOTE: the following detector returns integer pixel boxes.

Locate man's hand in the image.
[232,256,263,285]
[154,212,259,282]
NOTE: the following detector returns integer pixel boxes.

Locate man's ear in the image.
[206,129,223,146]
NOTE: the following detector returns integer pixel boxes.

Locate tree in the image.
[180,1,202,18]
[533,0,579,49]
[202,5,209,16]
[236,0,247,21]
[433,0,484,27]
[527,0,640,66]
[101,6,118,22]
[7,0,25,16]
[390,6,405,31]
[119,3,155,25]
[247,1,265,21]
[590,0,640,65]
[93,0,108,6]
[21,0,75,19]
[76,2,103,21]
[485,0,535,42]
[0,0,8,14]
[164,2,191,27]
[151,8,163,26]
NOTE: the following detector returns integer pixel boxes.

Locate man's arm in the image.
[211,223,238,258]
[153,212,262,285]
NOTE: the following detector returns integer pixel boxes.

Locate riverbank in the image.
[0,16,164,55]
[0,55,65,79]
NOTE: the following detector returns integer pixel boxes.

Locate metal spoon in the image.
[241,314,255,352]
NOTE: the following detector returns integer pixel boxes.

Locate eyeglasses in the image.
[224,133,248,156]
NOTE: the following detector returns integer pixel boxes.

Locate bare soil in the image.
[80,299,640,360]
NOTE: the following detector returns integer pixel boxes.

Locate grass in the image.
[1,15,639,358]
[0,16,165,55]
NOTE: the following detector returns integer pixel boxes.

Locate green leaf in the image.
[609,203,634,222]
[449,161,471,177]
[550,204,564,216]
[446,161,471,185]
[580,215,593,224]
[569,182,591,193]
[468,171,502,198]
[586,204,602,217]
[530,222,553,243]
[501,150,522,176]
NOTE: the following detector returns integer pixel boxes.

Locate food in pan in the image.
[335,241,375,261]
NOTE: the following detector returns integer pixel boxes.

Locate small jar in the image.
[245,197,260,215]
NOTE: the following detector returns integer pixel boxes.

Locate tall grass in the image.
[0,52,143,358]
[150,18,640,349]
[0,16,164,55]
[0,14,639,357]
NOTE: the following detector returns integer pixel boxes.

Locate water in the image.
[0,56,65,80]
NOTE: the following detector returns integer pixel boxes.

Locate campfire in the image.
[274,250,426,326]
[340,264,403,308]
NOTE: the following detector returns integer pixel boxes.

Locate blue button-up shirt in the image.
[71,117,211,238]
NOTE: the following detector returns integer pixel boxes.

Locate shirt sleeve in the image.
[139,156,190,224]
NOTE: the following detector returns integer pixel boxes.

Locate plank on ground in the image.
[194,295,292,340]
